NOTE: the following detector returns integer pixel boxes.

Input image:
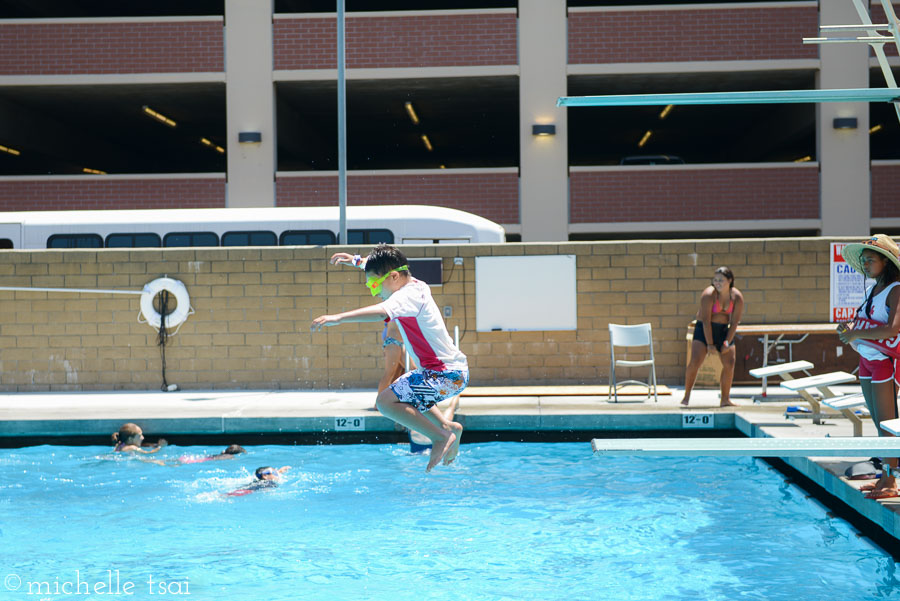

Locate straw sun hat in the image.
[841,234,900,275]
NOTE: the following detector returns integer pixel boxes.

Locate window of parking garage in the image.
[276,78,518,171]
[0,84,226,176]
[568,71,817,165]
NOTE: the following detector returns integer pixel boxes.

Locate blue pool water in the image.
[1,441,899,601]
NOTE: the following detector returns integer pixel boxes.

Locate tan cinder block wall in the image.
[0,238,847,392]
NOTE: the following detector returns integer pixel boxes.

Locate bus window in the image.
[163,232,219,247]
[348,229,394,245]
[222,231,277,247]
[0,239,12,249]
[106,233,162,248]
[47,234,103,249]
[280,230,336,246]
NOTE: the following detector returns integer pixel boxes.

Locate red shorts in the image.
[859,357,898,384]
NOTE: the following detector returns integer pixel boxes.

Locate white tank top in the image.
[853,281,900,360]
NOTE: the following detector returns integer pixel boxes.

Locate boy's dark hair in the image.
[224,444,246,455]
[364,243,408,277]
[255,466,274,479]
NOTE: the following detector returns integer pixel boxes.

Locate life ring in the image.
[140,277,191,330]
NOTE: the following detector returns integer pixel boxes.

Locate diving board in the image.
[557,88,900,108]
[590,437,900,456]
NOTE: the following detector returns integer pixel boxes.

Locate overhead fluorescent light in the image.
[142,105,176,127]
[0,144,21,156]
[83,167,107,175]
[421,134,433,152]
[658,105,674,119]
[870,124,883,134]
[793,155,812,163]
[404,102,420,125]
[637,130,652,148]
[200,137,225,154]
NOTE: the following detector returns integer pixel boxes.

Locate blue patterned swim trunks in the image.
[390,368,469,412]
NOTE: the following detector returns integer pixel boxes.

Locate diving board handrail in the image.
[590,437,900,456]
[556,88,900,108]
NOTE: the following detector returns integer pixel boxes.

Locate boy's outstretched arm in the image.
[311,304,388,332]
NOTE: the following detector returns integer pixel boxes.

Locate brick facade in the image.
[568,6,818,64]
[0,20,224,75]
[276,171,520,224]
[0,237,844,391]
[569,165,819,223]
[872,162,900,219]
[0,177,226,211]
[274,12,517,70]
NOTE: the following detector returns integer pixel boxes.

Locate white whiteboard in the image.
[475,255,577,331]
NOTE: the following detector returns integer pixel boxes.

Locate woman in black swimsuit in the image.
[682,266,744,408]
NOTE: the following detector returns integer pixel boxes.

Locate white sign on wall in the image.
[830,242,871,322]
[475,255,577,331]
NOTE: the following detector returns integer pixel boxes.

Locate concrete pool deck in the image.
[2,383,900,546]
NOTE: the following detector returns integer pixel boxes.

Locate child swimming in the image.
[111,423,167,454]
[227,466,290,497]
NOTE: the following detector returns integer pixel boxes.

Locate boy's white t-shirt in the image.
[379,278,467,372]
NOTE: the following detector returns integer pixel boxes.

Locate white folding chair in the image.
[608,322,658,402]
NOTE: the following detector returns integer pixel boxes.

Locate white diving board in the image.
[557,88,900,108]
[590,437,900,456]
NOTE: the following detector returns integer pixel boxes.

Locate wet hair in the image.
[223,444,246,455]
[713,266,734,289]
[255,466,275,480]
[364,243,408,277]
[111,422,142,445]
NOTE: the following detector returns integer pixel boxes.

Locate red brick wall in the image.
[569,166,819,222]
[0,177,226,211]
[0,20,224,75]
[274,13,517,70]
[872,163,900,219]
[276,172,519,223]
[568,6,818,64]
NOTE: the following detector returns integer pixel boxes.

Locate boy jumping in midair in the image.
[312,244,467,471]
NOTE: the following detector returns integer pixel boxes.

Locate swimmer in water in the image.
[111,423,167,454]
[178,444,246,464]
[227,466,290,496]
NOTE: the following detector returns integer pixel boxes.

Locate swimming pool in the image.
[2,442,898,601]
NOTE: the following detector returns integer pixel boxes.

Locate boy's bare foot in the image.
[719,399,737,407]
[443,422,464,465]
[680,398,690,407]
[426,431,456,472]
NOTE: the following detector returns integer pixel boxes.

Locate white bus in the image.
[0,205,506,249]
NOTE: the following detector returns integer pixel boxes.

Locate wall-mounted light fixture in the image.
[833,117,858,130]
[238,132,262,144]
[142,105,176,128]
[532,124,556,136]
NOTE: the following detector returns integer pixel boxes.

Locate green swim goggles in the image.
[365,265,408,296]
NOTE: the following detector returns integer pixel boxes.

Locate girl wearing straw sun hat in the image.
[837,234,900,499]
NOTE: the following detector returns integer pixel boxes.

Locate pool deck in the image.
[2,384,900,545]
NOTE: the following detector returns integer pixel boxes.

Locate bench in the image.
[878,418,900,437]
[780,372,862,436]
[748,360,814,396]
